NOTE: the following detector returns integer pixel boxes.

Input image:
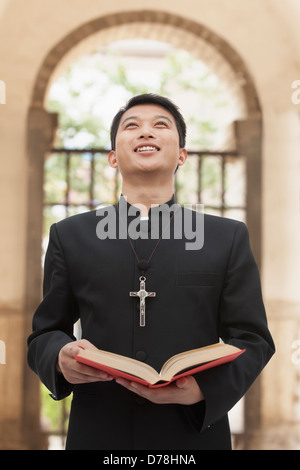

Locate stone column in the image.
[254,109,300,450]
[0,107,57,449]
[21,107,57,449]
[234,118,264,449]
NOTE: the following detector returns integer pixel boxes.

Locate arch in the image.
[27,9,263,266]
[30,10,261,117]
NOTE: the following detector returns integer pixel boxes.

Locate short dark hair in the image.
[110,93,186,150]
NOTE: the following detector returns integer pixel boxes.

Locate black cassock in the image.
[27,196,275,450]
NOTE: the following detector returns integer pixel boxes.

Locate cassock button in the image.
[136,350,147,362]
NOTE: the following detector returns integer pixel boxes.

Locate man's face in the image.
[108,104,187,178]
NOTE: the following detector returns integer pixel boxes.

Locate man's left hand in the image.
[116,376,204,405]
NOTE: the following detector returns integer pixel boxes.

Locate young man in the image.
[27,94,275,450]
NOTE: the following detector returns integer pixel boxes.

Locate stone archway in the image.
[28,9,263,261]
[31,10,261,117]
[24,10,263,449]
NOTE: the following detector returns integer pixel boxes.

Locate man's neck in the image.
[121,181,174,217]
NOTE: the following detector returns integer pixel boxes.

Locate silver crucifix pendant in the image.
[129,276,156,327]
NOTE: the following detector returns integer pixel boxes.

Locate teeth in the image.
[136,146,158,152]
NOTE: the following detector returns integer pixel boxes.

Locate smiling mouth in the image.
[134,145,160,153]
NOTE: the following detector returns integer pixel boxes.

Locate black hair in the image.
[110,93,186,150]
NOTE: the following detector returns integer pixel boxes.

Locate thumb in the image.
[65,339,96,358]
[77,339,98,350]
[175,377,189,388]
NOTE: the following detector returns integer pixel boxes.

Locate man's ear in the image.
[178,148,187,167]
[108,150,118,168]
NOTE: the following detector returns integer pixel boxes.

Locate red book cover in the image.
[75,349,245,388]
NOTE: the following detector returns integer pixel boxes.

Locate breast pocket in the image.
[176,272,219,287]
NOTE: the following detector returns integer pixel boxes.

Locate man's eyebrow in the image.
[120,114,174,127]
[121,115,138,126]
[155,115,173,124]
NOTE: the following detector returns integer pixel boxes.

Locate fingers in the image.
[64,364,114,384]
[115,378,180,404]
[58,340,114,385]
[116,376,204,405]
[64,359,114,384]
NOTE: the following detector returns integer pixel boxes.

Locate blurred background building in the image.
[0,0,300,450]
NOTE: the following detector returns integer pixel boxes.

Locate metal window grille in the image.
[43,148,246,221]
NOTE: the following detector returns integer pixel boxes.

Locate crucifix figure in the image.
[130,276,156,327]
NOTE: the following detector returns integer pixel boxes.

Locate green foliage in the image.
[46,45,228,151]
[40,384,71,434]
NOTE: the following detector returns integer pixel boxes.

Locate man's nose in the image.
[139,133,154,139]
[139,125,154,139]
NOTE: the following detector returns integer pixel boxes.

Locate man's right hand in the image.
[57,339,114,384]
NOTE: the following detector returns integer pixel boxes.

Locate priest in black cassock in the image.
[27,94,275,450]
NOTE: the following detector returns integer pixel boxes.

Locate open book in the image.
[75,343,245,388]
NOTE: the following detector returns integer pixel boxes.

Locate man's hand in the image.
[57,339,114,384]
[115,376,204,405]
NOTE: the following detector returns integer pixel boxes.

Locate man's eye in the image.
[125,122,137,128]
[155,121,168,127]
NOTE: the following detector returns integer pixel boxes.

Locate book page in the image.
[76,348,160,383]
[160,343,241,381]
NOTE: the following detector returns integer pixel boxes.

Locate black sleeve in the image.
[184,222,275,431]
[27,224,79,400]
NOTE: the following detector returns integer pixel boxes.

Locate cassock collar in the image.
[117,194,178,219]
